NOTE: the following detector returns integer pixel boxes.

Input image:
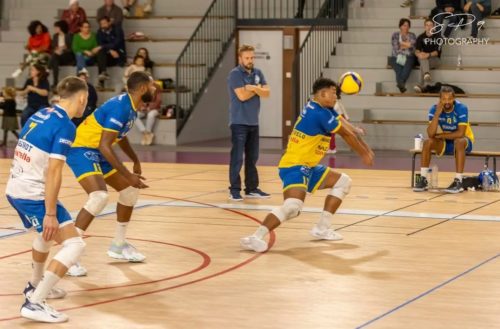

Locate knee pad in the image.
[53,237,86,268]
[118,186,139,207]
[84,191,109,216]
[271,198,303,223]
[330,173,352,200]
[33,235,52,253]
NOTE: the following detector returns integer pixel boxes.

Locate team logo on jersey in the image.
[84,151,101,162]
[59,138,73,146]
[255,75,260,85]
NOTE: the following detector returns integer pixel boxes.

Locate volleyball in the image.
[339,71,363,95]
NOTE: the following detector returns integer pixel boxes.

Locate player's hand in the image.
[133,161,142,176]
[42,215,59,241]
[435,101,444,114]
[354,126,366,136]
[127,173,149,189]
[361,152,374,166]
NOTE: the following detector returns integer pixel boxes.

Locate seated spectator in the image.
[135,84,161,145]
[123,55,146,88]
[413,87,474,194]
[97,0,124,27]
[12,21,51,78]
[431,0,463,38]
[0,87,20,146]
[135,47,155,73]
[49,20,75,88]
[96,16,126,86]
[72,21,100,73]
[18,64,50,127]
[62,0,87,35]
[122,0,153,16]
[414,19,442,93]
[72,68,98,126]
[464,0,491,38]
[390,18,416,93]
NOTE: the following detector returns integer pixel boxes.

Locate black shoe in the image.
[413,176,428,192]
[444,178,464,194]
[245,188,271,199]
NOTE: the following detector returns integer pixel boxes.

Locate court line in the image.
[407,197,500,235]
[356,252,500,328]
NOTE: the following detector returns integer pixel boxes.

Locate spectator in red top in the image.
[61,0,88,34]
[12,21,51,78]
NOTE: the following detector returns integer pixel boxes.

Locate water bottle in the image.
[481,165,491,191]
[457,52,462,69]
[428,168,433,189]
[431,164,438,189]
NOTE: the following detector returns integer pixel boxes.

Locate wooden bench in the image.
[410,149,500,187]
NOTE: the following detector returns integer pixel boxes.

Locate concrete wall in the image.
[176,38,236,145]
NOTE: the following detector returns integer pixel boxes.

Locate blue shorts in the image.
[439,137,473,156]
[67,147,117,182]
[7,196,72,233]
[279,165,331,193]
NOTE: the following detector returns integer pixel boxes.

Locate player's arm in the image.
[427,104,442,138]
[43,158,65,241]
[248,84,270,98]
[336,122,374,166]
[234,86,256,101]
[99,130,148,188]
[117,136,143,176]
[436,125,466,140]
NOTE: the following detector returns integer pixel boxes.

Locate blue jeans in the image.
[75,53,95,73]
[390,55,415,88]
[469,4,491,38]
[229,124,259,193]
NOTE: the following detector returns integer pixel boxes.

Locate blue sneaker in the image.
[23,282,66,299]
[245,188,271,199]
[229,191,243,201]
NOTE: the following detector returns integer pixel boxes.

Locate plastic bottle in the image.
[431,164,438,189]
[481,165,491,192]
[428,168,433,189]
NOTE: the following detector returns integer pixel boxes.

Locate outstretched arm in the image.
[336,119,374,166]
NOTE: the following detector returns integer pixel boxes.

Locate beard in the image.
[444,103,452,110]
[141,90,154,103]
[243,63,253,70]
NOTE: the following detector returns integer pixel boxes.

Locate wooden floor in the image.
[0,159,499,329]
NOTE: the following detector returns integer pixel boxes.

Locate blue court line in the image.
[356,252,500,328]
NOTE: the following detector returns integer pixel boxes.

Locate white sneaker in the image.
[66,263,87,277]
[21,299,68,323]
[240,235,268,253]
[310,226,343,241]
[107,241,146,262]
[12,68,22,78]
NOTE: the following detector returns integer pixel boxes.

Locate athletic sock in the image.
[455,173,463,181]
[420,167,429,178]
[253,226,269,239]
[31,261,45,286]
[317,211,333,231]
[30,271,60,303]
[114,222,128,245]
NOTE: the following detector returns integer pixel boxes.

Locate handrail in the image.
[176,0,236,135]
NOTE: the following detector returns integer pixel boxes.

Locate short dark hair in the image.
[312,77,337,94]
[99,16,111,23]
[399,18,411,28]
[127,71,152,92]
[56,76,88,99]
[79,20,90,28]
[28,20,48,36]
[54,20,69,34]
[440,85,455,96]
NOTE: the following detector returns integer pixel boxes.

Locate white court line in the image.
[80,199,500,223]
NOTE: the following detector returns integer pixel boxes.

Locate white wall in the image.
[238,30,283,137]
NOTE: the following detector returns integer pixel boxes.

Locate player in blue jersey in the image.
[65,71,156,276]
[240,78,374,252]
[414,86,474,193]
[6,77,88,323]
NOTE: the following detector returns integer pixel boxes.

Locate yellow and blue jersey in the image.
[279,100,342,168]
[73,93,137,148]
[428,100,474,143]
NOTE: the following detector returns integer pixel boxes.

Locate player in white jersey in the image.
[6,77,88,323]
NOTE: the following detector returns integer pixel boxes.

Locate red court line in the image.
[0,194,275,322]
[0,236,211,297]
